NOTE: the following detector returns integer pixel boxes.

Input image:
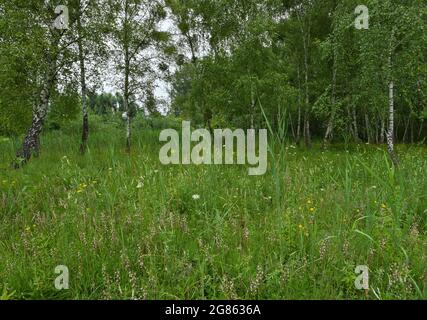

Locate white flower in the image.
[192,194,200,200]
[137,177,145,189]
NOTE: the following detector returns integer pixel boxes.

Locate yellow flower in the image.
[309,207,316,213]
[381,203,387,209]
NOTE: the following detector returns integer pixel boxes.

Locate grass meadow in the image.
[0,116,426,300]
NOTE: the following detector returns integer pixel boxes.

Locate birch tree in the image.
[5,0,77,167]
[107,0,169,152]
[74,0,108,154]
[357,0,426,165]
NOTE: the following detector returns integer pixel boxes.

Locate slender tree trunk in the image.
[303,35,311,149]
[323,107,335,147]
[380,117,385,144]
[297,9,311,149]
[296,65,302,146]
[352,106,359,142]
[124,65,131,153]
[375,119,379,143]
[296,106,301,146]
[402,116,410,143]
[185,32,197,64]
[289,112,296,142]
[418,120,424,141]
[365,114,371,143]
[323,44,338,148]
[124,0,131,153]
[77,4,89,155]
[375,117,379,144]
[304,113,312,149]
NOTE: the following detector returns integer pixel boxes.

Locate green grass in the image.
[0,117,426,300]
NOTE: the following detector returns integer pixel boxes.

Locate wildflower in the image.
[249,265,264,294]
[409,223,419,238]
[192,194,200,200]
[137,177,145,189]
[76,182,88,193]
[309,207,316,213]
